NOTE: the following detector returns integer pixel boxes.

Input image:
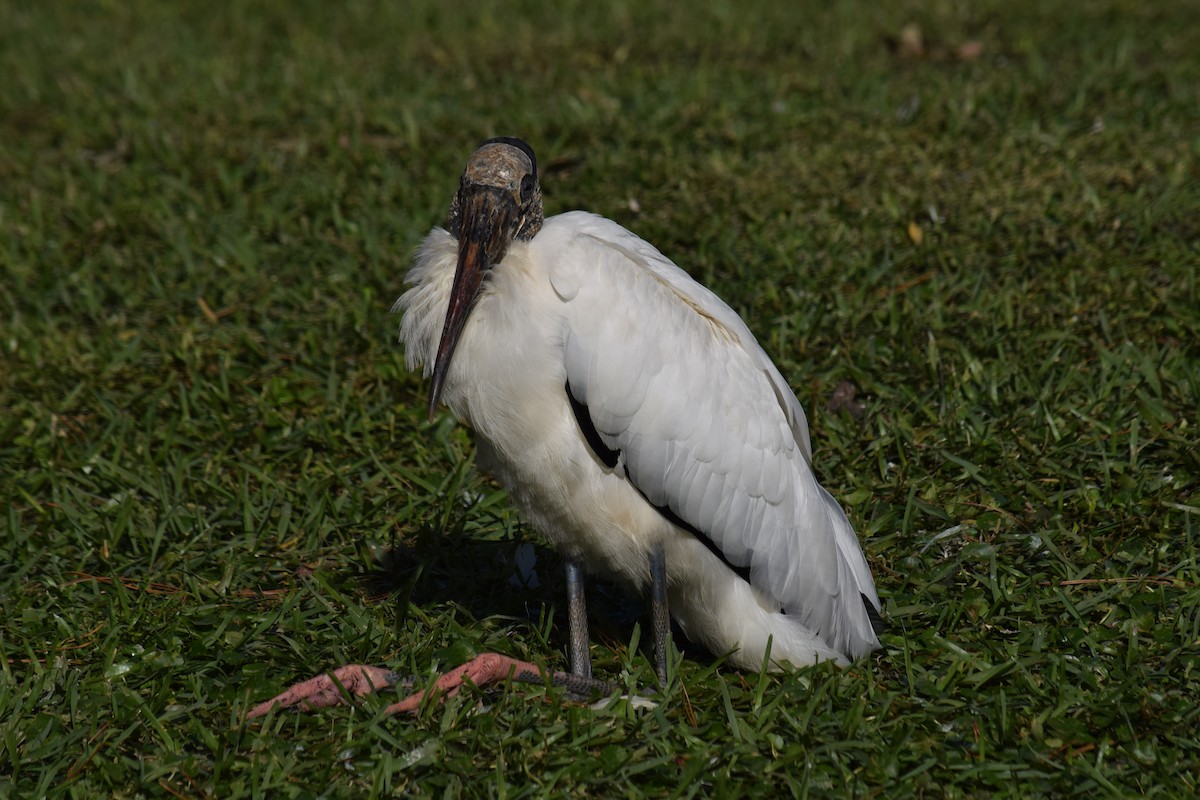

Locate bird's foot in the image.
[247,653,617,720]
[246,664,405,719]
[380,652,547,715]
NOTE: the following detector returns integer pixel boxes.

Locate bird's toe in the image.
[246,664,402,719]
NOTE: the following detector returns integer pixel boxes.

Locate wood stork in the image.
[248,137,883,719]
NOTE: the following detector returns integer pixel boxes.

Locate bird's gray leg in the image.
[649,542,669,688]
[565,559,592,678]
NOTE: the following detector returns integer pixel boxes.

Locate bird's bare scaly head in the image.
[447,137,543,245]
[430,137,543,417]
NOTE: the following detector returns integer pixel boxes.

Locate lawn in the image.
[2,0,1198,796]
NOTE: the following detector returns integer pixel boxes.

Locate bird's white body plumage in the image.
[396,211,880,669]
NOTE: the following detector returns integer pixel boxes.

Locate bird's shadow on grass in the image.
[361,526,707,669]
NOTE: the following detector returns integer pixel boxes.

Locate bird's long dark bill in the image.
[428,188,518,418]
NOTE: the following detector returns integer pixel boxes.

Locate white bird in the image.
[248,138,882,719]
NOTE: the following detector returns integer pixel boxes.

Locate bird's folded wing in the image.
[546,213,880,657]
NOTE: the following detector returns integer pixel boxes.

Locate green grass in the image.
[2,0,1198,796]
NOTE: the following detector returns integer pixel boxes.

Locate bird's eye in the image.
[520,174,535,200]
